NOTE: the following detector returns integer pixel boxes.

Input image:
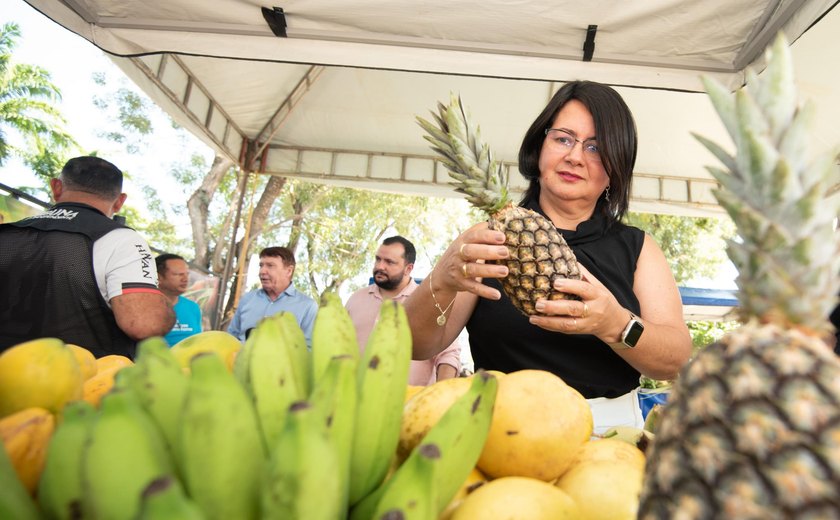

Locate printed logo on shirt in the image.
[134,243,154,280]
[30,208,80,221]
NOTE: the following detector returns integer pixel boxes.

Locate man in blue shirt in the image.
[227,246,317,345]
[156,253,202,346]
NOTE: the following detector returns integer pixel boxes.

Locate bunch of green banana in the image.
[261,401,343,519]
[37,400,96,520]
[0,438,40,520]
[234,312,311,449]
[80,390,174,520]
[309,353,358,513]
[351,371,498,520]
[311,291,360,383]
[348,300,413,506]
[135,476,205,520]
[178,352,265,520]
[119,337,188,456]
[370,443,440,520]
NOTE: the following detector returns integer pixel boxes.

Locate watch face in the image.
[624,321,644,347]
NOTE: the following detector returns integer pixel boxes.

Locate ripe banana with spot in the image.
[311,291,360,383]
[309,353,358,513]
[135,476,205,520]
[37,400,96,520]
[80,390,173,520]
[351,371,498,520]
[370,443,439,520]
[239,313,310,450]
[348,300,412,506]
[121,337,188,456]
[178,353,265,520]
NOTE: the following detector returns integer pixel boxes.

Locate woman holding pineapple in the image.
[407,81,692,432]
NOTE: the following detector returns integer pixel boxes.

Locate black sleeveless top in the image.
[0,203,136,358]
[466,200,645,398]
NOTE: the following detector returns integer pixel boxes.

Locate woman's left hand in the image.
[528,264,624,343]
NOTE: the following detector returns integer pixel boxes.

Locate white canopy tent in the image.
[22,0,840,218]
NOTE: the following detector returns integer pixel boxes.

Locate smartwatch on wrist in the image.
[618,312,644,349]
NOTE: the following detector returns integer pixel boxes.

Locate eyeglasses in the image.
[544,128,601,162]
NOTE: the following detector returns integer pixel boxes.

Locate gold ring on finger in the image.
[459,243,468,259]
[583,302,589,318]
[573,318,578,330]
[462,263,469,278]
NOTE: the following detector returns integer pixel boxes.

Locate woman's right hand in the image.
[434,223,511,301]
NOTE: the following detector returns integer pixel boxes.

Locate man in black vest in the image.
[0,156,174,358]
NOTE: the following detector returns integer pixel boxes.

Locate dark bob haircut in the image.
[517,81,637,226]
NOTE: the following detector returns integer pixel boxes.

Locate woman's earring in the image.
[604,186,611,202]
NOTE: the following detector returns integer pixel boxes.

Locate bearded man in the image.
[345,236,461,385]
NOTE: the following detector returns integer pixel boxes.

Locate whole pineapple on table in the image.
[639,35,840,518]
[417,95,580,316]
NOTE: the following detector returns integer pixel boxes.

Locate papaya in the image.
[0,338,83,418]
[0,407,55,495]
[83,365,127,408]
[95,355,133,373]
[68,344,98,380]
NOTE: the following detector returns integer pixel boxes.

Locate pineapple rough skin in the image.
[639,323,840,519]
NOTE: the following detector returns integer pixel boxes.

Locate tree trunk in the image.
[186,155,233,267]
[221,175,288,321]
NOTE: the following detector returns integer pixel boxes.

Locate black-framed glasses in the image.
[544,128,601,162]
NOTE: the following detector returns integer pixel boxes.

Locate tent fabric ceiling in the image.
[23,0,840,216]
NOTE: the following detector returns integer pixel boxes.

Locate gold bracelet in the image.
[429,268,456,326]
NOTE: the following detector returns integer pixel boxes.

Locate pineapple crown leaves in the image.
[416,92,512,215]
[693,33,840,330]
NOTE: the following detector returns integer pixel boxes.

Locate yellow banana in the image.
[311,291,360,383]
[135,476,205,520]
[351,371,498,520]
[348,301,412,505]
[178,353,265,520]
[0,436,40,519]
[309,354,358,514]
[242,314,309,450]
[122,337,188,456]
[370,443,439,520]
[0,406,55,495]
[37,400,96,520]
[80,390,173,520]
[261,401,343,520]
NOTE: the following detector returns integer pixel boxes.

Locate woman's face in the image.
[537,99,610,209]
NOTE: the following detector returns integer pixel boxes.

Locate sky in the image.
[1,0,213,239]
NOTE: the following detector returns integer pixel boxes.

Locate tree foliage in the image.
[625,212,734,285]
[0,22,76,180]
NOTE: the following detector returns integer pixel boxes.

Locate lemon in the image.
[0,338,83,417]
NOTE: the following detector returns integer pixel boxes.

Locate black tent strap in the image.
[262,6,288,37]
[583,24,597,62]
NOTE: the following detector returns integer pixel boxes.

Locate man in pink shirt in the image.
[346,236,461,385]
